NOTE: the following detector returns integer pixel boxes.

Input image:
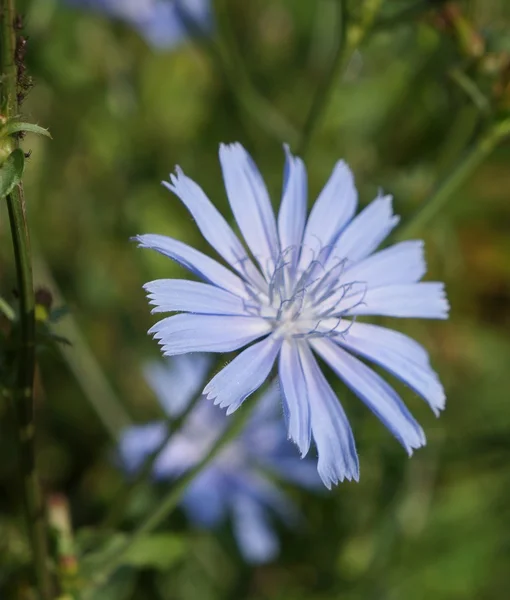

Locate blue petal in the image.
[182,470,228,527]
[327,194,399,267]
[219,143,279,277]
[267,457,323,490]
[140,0,213,49]
[278,146,307,271]
[343,240,426,287]
[311,339,426,455]
[118,422,167,474]
[144,279,249,315]
[335,322,445,415]
[231,493,279,564]
[164,168,266,288]
[345,282,449,319]
[234,470,297,525]
[203,337,282,414]
[298,343,359,488]
[144,355,211,418]
[298,160,357,272]
[278,340,311,457]
[149,314,271,356]
[135,234,249,298]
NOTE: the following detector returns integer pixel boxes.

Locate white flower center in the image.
[244,247,366,341]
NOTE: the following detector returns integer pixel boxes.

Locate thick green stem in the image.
[396,119,510,241]
[83,399,257,597]
[0,0,52,597]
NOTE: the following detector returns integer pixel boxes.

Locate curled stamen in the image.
[326,282,369,317]
[312,258,349,304]
[268,255,290,305]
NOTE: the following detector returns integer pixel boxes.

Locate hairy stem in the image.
[396,119,510,241]
[83,400,257,597]
[0,0,52,597]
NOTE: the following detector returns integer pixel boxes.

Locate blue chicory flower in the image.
[135,143,449,488]
[119,355,320,563]
[66,0,212,49]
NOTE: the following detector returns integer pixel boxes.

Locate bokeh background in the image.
[2,0,510,598]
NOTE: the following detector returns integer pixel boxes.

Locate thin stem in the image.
[298,0,347,156]
[372,0,450,32]
[1,0,52,596]
[32,250,132,440]
[395,119,510,241]
[101,391,202,529]
[180,1,298,145]
[298,0,383,156]
[82,399,257,598]
[449,67,491,115]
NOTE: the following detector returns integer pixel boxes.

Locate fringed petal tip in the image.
[318,462,360,490]
[131,234,145,245]
[403,426,427,457]
[437,283,451,318]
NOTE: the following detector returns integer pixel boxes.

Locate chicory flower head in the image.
[136,143,449,488]
[66,0,212,49]
[119,355,320,563]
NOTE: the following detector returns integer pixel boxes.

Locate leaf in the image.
[123,533,186,569]
[3,122,52,138]
[80,532,186,576]
[0,149,25,197]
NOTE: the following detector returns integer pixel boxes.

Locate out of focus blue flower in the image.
[136,143,449,489]
[66,0,212,49]
[119,355,320,564]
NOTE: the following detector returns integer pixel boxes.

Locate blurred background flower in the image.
[118,355,320,563]
[65,0,212,49]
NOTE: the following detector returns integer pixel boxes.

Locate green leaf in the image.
[0,149,25,198]
[3,122,52,138]
[80,532,186,576]
[124,533,186,569]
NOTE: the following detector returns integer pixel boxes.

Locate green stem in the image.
[178,1,298,145]
[372,0,450,32]
[298,0,347,156]
[213,0,299,145]
[32,250,132,440]
[1,0,52,596]
[101,391,202,529]
[298,0,382,155]
[82,399,257,598]
[396,119,510,241]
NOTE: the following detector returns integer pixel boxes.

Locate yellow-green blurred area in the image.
[2,0,510,598]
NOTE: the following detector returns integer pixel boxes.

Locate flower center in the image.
[245,247,366,341]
